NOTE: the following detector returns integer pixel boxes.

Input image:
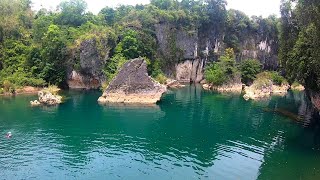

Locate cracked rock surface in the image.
[98,58,167,104]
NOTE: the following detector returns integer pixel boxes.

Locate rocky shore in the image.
[166,79,186,89]
[291,84,305,91]
[243,83,290,100]
[202,83,244,93]
[98,58,167,104]
[0,86,42,96]
[202,79,291,101]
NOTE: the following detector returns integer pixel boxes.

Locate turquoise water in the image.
[1,85,320,179]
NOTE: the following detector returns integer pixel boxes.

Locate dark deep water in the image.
[1,85,320,180]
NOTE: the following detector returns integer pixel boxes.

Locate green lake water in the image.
[1,85,320,179]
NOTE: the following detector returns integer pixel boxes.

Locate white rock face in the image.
[176,59,204,83]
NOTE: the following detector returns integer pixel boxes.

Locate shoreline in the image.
[0,86,43,97]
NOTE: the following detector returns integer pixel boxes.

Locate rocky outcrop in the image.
[155,23,198,60]
[166,79,186,89]
[243,83,290,100]
[67,38,109,89]
[30,90,62,106]
[203,83,244,93]
[98,58,167,104]
[154,20,279,79]
[176,59,204,83]
[239,39,278,70]
[291,84,305,91]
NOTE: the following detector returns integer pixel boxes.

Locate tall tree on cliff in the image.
[55,0,88,27]
[279,0,320,91]
[201,0,227,36]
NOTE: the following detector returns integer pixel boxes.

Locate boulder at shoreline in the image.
[98,58,167,104]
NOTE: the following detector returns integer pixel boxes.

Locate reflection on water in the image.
[0,87,320,179]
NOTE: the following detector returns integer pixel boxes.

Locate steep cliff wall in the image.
[175,59,204,83]
[155,21,278,83]
[238,38,278,70]
[67,39,109,89]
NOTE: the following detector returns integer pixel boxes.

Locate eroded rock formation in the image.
[154,21,279,81]
[176,59,204,83]
[67,38,108,89]
[98,58,167,104]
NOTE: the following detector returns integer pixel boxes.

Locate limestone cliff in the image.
[98,58,167,104]
[154,21,278,82]
[175,58,204,83]
[67,38,109,89]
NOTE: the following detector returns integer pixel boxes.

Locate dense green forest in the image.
[0,0,315,94]
[279,0,320,92]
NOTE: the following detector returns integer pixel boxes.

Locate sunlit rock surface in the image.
[98,58,167,104]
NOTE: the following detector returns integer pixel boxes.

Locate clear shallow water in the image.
[0,85,320,180]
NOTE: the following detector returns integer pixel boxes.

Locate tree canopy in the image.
[279,0,320,91]
[0,0,281,91]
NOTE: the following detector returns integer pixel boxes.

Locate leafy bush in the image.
[100,82,108,91]
[43,85,60,95]
[205,64,226,85]
[240,59,262,85]
[0,88,3,94]
[150,59,163,77]
[253,71,287,89]
[147,58,167,84]
[154,73,167,84]
[291,81,302,88]
[103,54,127,85]
[270,72,287,85]
[3,80,15,93]
[205,48,238,85]
[253,76,273,90]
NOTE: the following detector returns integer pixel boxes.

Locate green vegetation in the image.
[43,85,60,95]
[240,59,262,85]
[205,48,240,85]
[205,48,287,88]
[0,0,283,92]
[253,71,287,89]
[279,0,320,91]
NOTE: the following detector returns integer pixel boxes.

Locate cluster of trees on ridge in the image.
[279,0,320,93]
[0,0,315,95]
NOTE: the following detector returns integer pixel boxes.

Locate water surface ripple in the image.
[0,86,320,179]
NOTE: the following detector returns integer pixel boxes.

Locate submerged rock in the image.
[30,100,41,106]
[98,58,167,104]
